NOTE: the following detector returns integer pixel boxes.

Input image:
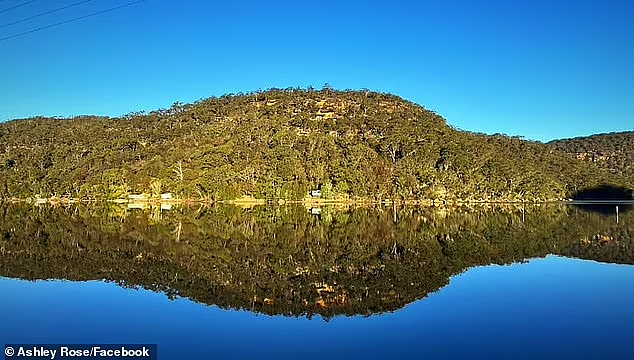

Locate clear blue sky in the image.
[0,0,632,141]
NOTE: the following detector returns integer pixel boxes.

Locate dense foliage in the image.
[549,131,634,181]
[0,203,631,318]
[1,87,630,200]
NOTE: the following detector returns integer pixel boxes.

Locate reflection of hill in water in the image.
[0,204,631,318]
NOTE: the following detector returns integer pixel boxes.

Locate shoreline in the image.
[2,196,574,207]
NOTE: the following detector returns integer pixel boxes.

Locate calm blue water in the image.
[2,255,634,360]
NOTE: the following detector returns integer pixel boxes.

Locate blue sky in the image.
[0,0,632,141]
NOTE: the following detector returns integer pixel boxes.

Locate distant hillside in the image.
[549,131,634,181]
[0,87,631,201]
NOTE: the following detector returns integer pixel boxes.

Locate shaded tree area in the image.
[571,184,633,214]
[0,203,631,318]
[1,88,631,201]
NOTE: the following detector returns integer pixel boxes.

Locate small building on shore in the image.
[128,194,148,202]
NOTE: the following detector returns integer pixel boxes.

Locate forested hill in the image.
[549,132,634,181]
[0,88,631,201]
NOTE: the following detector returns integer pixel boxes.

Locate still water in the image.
[0,203,633,359]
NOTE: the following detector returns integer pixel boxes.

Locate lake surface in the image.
[1,203,633,359]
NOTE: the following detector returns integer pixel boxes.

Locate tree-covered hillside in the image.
[0,87,630,201]
[549,131,634,181]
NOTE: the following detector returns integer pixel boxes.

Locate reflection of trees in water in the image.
[0,203,632,318]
